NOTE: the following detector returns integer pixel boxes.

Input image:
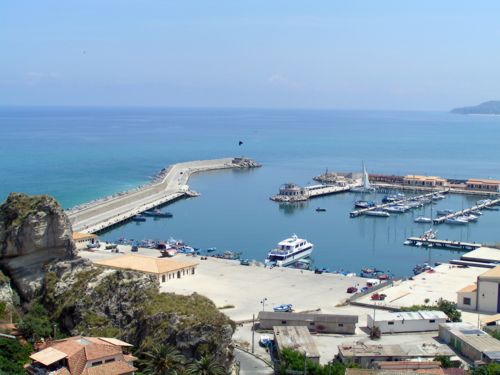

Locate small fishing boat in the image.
[432,193,446,200]
[378,274,390,281]
[422,228,438,239]
[445,217,468,225]
[365,210,390,217]
[206,247,217,252]
[315,207,327,212]
[132,215,146,222]
[382,193,405,204]
[354,200,375,209]
[464,214,479,222]
[144,209,173,218]
[384,205,407,213]
[414,216,432,223]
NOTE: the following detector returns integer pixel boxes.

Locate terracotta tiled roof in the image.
[479,266,500,280]
[457,283,477,293]
[82,361,138,375]
[84,343,122,361]
[123,353,138,362]
[94,254,197,275]
[30,347,67,366]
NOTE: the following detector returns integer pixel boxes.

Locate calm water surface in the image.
[1,107,499,275]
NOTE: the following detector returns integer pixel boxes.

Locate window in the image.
[338,323,343,327]
[91,361,103,367]
[463,297,471,305]
[388,322,394,325]
[309,322,315,326]
[429,320,435,323]
[281,320,287,324]
[162,275,166,282]
[104,358,115,363]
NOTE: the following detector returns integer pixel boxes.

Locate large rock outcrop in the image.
[0,192,76,300]
[43,259,234,365]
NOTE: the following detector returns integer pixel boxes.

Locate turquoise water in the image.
[1,107,499,275]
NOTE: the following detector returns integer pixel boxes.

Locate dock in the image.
[432,198,500,224]
[68,157,261,233]
[349,190,448,217]
[405,237,481,251]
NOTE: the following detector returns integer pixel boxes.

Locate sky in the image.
[1,1,500,110]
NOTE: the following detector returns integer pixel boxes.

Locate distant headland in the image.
[451,100,500,115]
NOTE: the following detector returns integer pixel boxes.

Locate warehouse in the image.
[258,311,358,334]
[439,322,500,363]
[273,326,320,364]
[457,266,500,313]
[367,310,448,333]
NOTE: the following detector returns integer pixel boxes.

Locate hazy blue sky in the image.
[2,1,500,110]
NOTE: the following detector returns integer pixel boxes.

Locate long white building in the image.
[368,310,448,333]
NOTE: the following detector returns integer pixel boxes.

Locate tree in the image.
[470,362,500,375]
[17,303,53,341]
[141,344,187,375]
[0,337,32,374]
[187,354,226,375]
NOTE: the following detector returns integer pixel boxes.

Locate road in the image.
[234,348,273,375]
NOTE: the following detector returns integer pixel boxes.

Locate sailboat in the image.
[351,162,377,193]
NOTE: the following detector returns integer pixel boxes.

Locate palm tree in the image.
[187,354,226,375]
[141,344,186,375]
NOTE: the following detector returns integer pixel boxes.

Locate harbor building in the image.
[367,310,448,334]
[72,231,98,250]
[258,311,358,334]
[457,266,500,313]
[27,336,137,375]
[337,343,453,367]
[439,322,500,363]
[94,254,197,285]
[466,179,500,193]
[273,326,320,364]
[403,175,449,188]
[278,183,308,198]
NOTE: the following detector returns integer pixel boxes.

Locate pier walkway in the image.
[432,198,500,224]
[68,158,259,233]
[349,190,448,217]
[405,237,481,251]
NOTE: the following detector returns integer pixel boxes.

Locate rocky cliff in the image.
[43,258,234,364]
[0,192,76,300]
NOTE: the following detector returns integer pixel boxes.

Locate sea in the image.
[1,107,499,276]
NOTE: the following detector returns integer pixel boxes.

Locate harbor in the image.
[432,197,500,224]
[67,157,261,234]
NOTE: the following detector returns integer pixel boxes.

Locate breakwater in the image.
[68,157,261,233]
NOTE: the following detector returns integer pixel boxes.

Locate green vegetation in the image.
[140,345,226,375]
[279,348,347,375]
[0,337,32,374]
[488,329,500,341]
[217,304,235,310]
[18,302,53,341]
[470,362,500,375]
[0,193,56,228]
[370,325,381,339]
[401,298,461,322]
[433,355,459,369]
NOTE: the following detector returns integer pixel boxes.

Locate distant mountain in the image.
[451,101,500,114]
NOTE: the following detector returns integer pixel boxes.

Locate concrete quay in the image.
[69,157,260,233]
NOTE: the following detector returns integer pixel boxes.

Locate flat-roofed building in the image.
[368,174,405,185]
[466,179,500,193]
[338,343,453,368]
[273,326,320,364]
[439,322,500,363]
[73,231,99,250]
[258,311,358,334]
[94,254,197,285]
[367,310,448,333]
[457,266,500,313]
[403,175,449,188]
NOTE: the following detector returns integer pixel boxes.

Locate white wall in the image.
[368,315,447,333]
[478,281,499,313]
[457,292,477,311]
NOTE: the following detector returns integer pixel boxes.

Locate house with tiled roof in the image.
[26,336,137,375]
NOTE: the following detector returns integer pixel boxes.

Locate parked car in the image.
[259,335,272,347]
[273,304,293,312]
[346,286,358,294]
[131,245,138,252]
[371,293,387,301]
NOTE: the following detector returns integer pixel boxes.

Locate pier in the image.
[68,157,261,234]
[270,183,351,202]
[405,237,481,251]
[432,198,500,224]
[349,190,448,217]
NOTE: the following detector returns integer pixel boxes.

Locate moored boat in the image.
[132,215,146,222]
[445,217,468,225]
[265,234,314,267]
[354,200,375,209]
[414,216,432,223]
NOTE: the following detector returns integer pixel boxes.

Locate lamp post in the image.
[261,297,268,312]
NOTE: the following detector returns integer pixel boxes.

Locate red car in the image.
[347,286,358,293]
[371,293,387,301]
